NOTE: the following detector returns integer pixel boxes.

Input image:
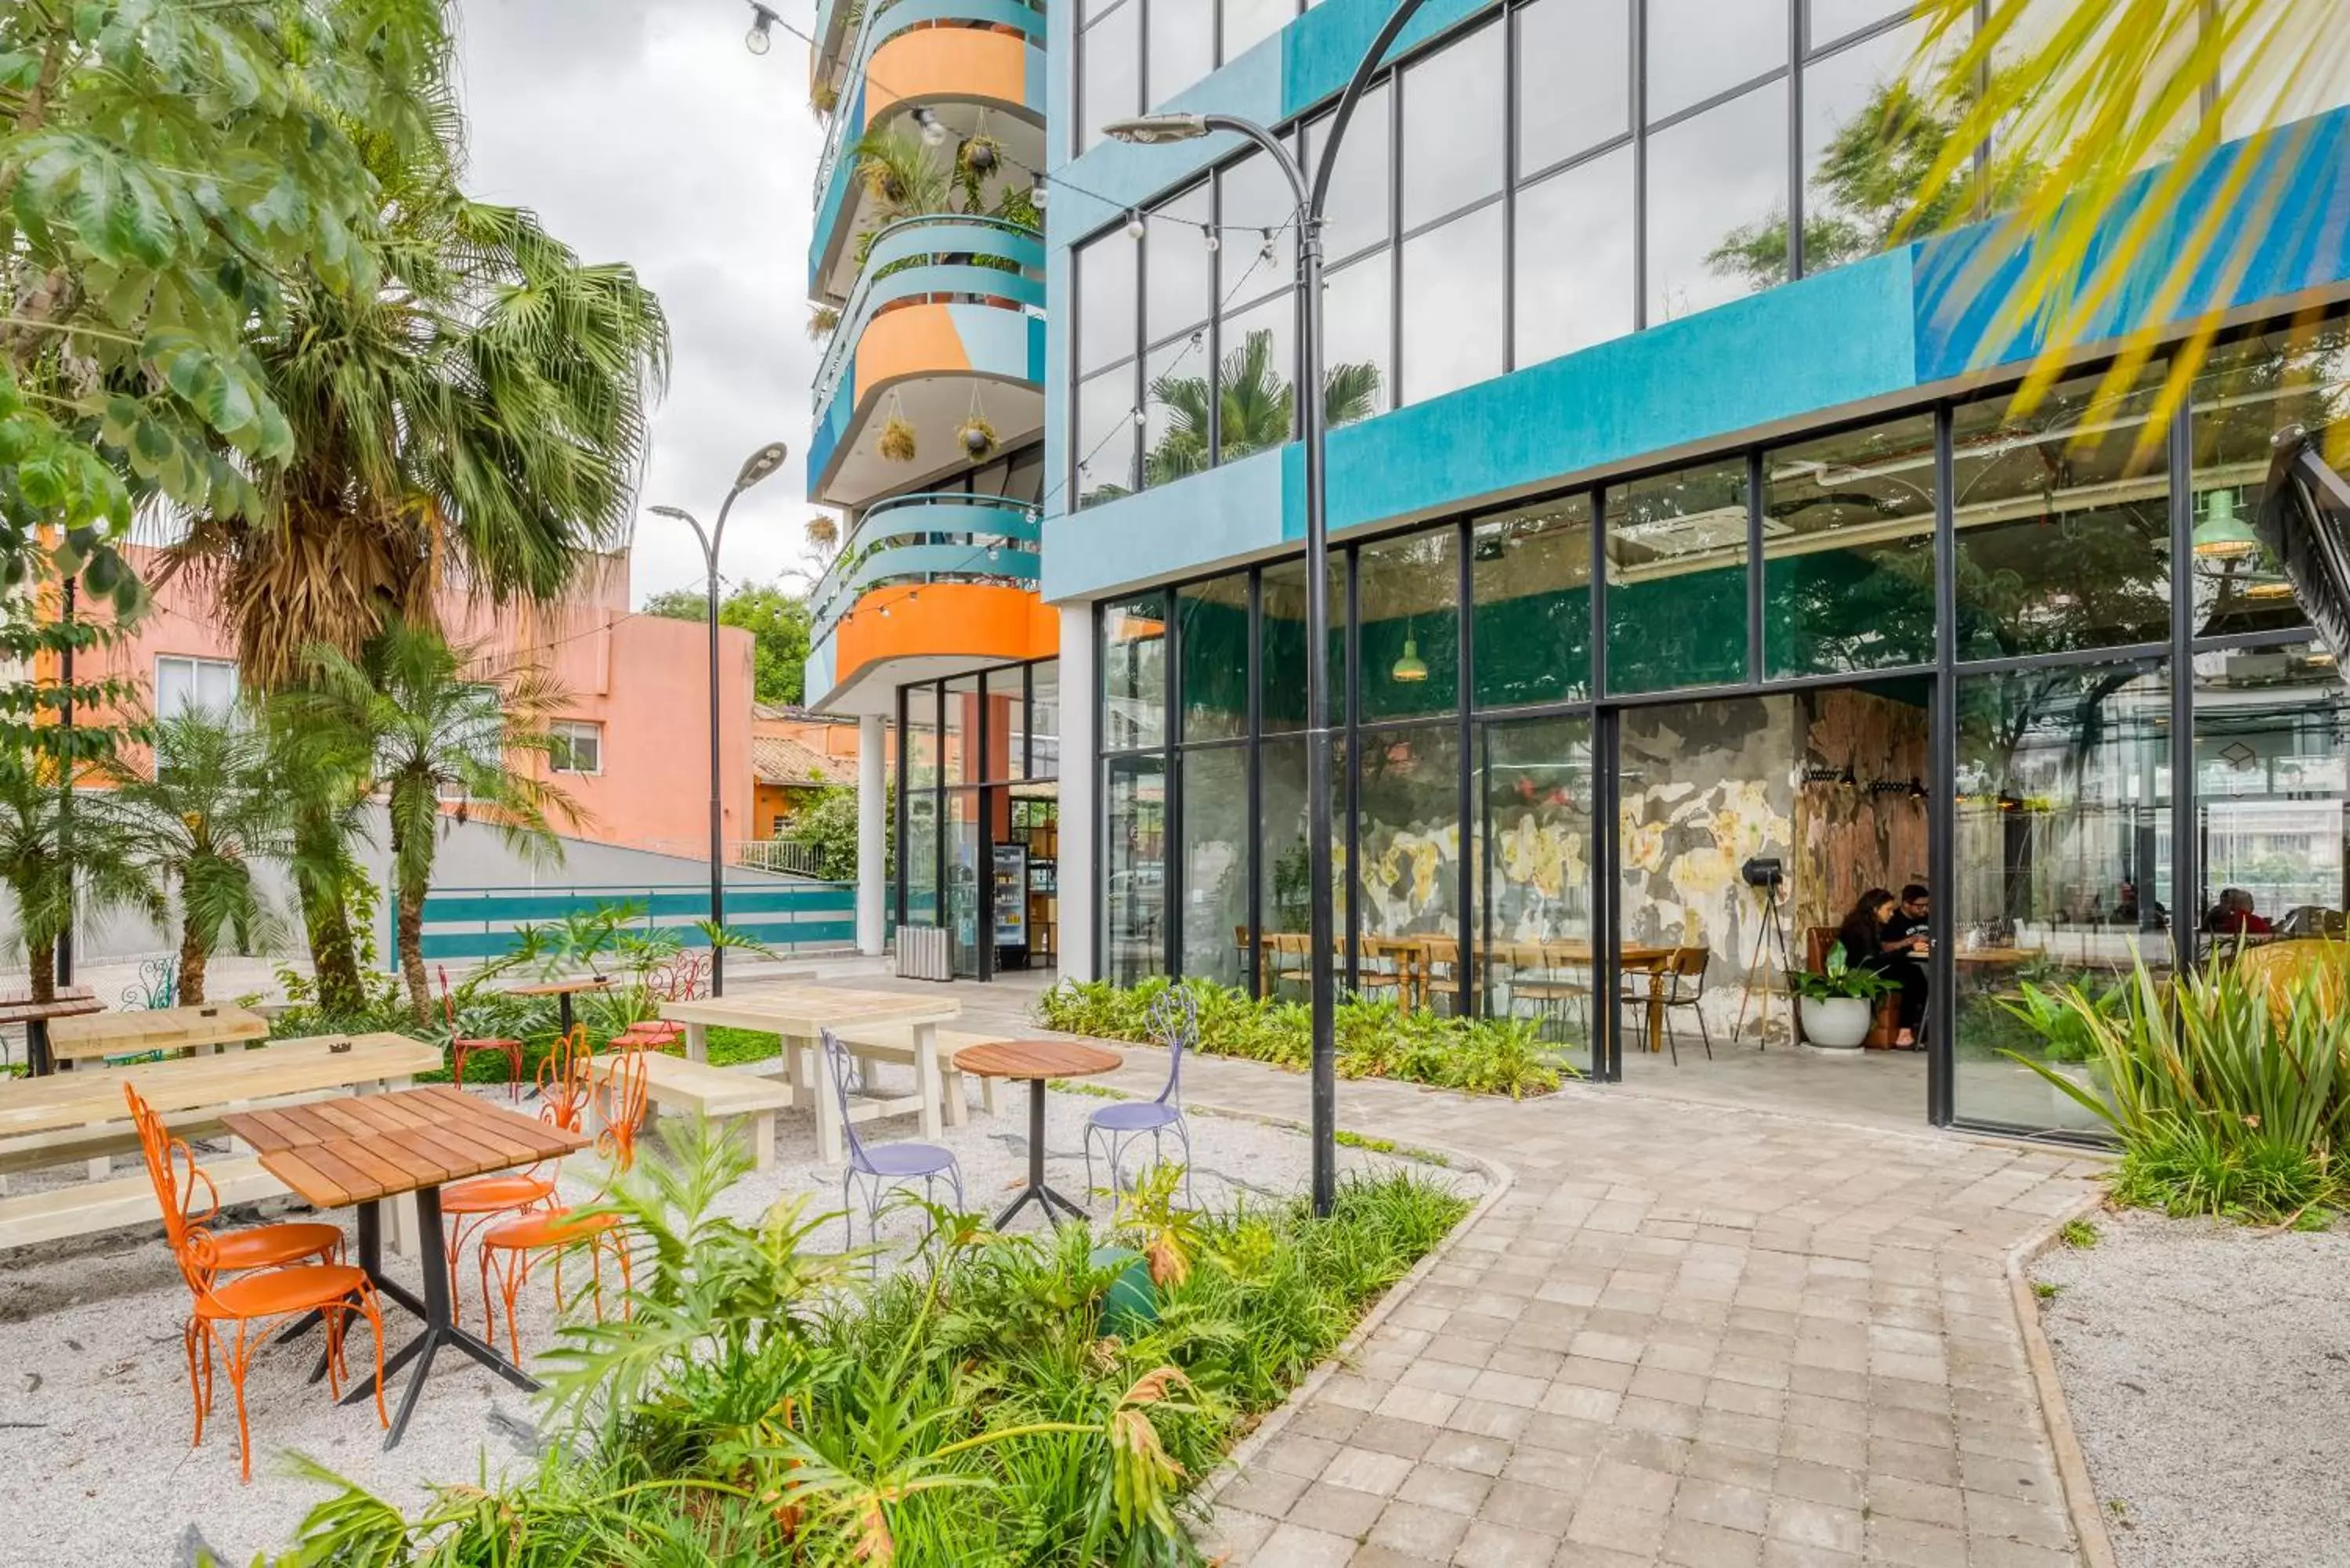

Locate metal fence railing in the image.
[404,883,859,966]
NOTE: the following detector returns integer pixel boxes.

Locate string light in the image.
[1202,223,1219,252]
[913,106,949,147]
[1125,209,1146,240]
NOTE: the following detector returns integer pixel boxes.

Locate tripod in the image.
[1732,875,1799,1049]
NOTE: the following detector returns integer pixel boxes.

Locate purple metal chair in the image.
[823,1029,964,1254]
[1083,986,1196,1201]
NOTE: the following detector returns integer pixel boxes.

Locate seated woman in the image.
[1835,887,1927,1049]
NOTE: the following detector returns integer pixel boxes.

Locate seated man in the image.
[2206,887,2274,938]
[1878,883,1930,1049]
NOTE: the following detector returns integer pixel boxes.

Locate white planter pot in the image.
[1800,995,1874,1050]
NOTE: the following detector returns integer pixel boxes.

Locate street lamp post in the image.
[651,439,790,998]
[1106,0,1432,1218]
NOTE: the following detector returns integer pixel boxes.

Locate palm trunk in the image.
[179,920,208,1006]
[397,876,430,1020]
[27,937,55,1003]
[305,890,366,1016]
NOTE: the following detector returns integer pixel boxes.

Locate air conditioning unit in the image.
[896,924,952,982]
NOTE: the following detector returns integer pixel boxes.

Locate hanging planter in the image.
[805,515,839,554]
[806,305,840,341]
[956,413,998,459]
[878,393,918,463]
[809,78,839,116]
[958,132,1003,179]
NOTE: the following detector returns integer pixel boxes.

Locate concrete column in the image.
[1056,602,1096,982]
[857,711,887,956]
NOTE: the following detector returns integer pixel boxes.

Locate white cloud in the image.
[455,0,827,608]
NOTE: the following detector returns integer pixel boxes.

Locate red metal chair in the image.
[478,1042,652,1357]
[441,1023,592,1324]
[608,952,707,1052]
[441,964,525,1100]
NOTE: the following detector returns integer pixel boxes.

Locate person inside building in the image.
[1878,883,1929,1049]
[1835,887,1917,1048]
[2203,887,2274,938]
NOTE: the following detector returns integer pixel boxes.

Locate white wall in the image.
[1056,602,1096,981]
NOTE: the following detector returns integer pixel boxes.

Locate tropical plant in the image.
[645,580,813,706]
[1787,941,1901,1003]
[878,412,919,464]
[501,898,775,1035]
[266,692,381,1017]
[0,754,157,1003]
[110,708,291,1006]
[284,620,579,1017]
[852,126,955,222]
[776,782,893,883]
[0,0,453,703]
[157,75,671,691]
[1143,330,1383,486]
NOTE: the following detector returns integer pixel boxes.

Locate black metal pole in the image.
[56,573,74,990]
[702,492,743,997]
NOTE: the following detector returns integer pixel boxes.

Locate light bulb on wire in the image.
[744,2,777,54]
[1125,210,1146,240]
[1202,223,1219,252]
[914,107,949,146]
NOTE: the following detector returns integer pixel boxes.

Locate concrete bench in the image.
[598,1053,797,1172]
[827,1026,1011,1124]
[0,1156,286,1250]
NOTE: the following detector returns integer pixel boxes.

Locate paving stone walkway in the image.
[1079,1048,2106,1568]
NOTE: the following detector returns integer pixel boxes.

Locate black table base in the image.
[338,1185,540,1447]
[991,1078,1091,1230]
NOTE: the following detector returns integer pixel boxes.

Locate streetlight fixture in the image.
[1104,0,1434,1219]
[743,2,779,55]
[651,438,790,997]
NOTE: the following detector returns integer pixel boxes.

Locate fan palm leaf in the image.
[1142,329,1383,482]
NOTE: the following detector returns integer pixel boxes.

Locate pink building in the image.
[105,544,757,855]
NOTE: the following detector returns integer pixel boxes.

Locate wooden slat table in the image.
[0,988,103,1075]
[661,986,962,1165]
[222,1085,587,1448]
[954,1040,1123,1229]
[0,1032,443,1147]
[506,975,614,1037]
[48,1003,270,1069]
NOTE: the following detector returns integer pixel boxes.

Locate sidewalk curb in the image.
[2006,1190,2121,1568]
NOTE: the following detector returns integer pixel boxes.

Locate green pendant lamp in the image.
[1390,634,1429,684]
[2193,487,2261,560]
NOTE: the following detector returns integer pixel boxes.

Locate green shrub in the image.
[2006,956,2350,1222]
[1037,977,1571,1099]
[268,1116,1470,1566]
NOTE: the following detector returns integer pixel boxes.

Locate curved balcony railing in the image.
[812,215,1043,410]
[812,0,1047,210]
[809,491,1043,642]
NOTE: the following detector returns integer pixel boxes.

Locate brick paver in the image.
[1077,1048,2104,1568]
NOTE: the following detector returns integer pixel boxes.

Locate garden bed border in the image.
[2008,1187,2122,1568]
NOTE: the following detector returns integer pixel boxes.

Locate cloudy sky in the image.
[455,0,826,608]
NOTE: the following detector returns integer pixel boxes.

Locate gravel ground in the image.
[0,1062,1472,1568]
[2034,1208,2350,1568]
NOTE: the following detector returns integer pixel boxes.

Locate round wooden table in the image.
[955,1039,1124,1229]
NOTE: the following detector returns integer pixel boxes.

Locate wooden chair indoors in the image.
[1638,946,1714,1063]
[441,963,526,1099]
[1507,941,1593,1046]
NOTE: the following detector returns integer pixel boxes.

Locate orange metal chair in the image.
[608,952,704,1051]
[441,1023,593,1321]
[126,1084,344,1277]
[441,964,526,1099]
[478,1042,651,1358]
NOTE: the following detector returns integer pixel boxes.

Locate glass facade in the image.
[1093,315,2350,1134]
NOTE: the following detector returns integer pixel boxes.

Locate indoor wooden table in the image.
[0,988,101,1076]
[506,974,614,1038]
[47,1003,269,1070]
[220,1084,586,1447]
[953,1039,1123,1229]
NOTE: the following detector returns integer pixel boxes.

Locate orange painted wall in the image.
[863,30,1030,123]
[831,582,1058,692]
[103,544,757,856]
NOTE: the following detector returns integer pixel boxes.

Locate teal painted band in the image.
[813,221,1045,406]
[811,494,1043,616]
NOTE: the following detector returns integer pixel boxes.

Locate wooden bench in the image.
[828,1026,1011,1124]
[592,1052,797,1172]
[0,1155,287,1251]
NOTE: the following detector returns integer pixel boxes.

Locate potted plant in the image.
[1789,942,1897,1050]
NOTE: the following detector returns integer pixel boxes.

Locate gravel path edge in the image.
[2006,1185,2124,1568]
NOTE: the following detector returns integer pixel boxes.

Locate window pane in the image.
[1323,253,1391,429]
[1802,18,1966,276]
[1260,554,1345,736]
[1473,495,1593,707]
[1146,183,1213,345]
[990,669,1029,782]
[2185,320,2341,640]
[1606,457,1752,693]
[1220,0,1292,63]
[1300,84,1390,264]
[1256,735,1346,992]
[1218,150,1298,308]
[1647,0,1786,123]
[1517,0,1629,172]
[1951,369,2171,660]
[1149,0,1214,106]
[1216,290,1296,461]
[2193,641,2350,945]
[944,673,978,784]
[1477,714,1594,1072]
[1077,231,1137,378]
[1954,659,2171,1131]
[945,787,985,976]
[1513,145,1635,366]
[1076,367,1139,508]
[1105,753,1168,985]
[1102,591,1167,750]
[1358,526,1459,721]
[1079,2,1141,154]
[1356,724,1463,992]
[1762,412,1937,676]
[1400,20,1504,230]
[1029,660,1062,779]
[1647,80,1790,321]
[1400,203,1504,405]
[1180,745,1251,985]
[1178,573,1252,741]
[1143,334,1206,490]
[1807,0,1903,48]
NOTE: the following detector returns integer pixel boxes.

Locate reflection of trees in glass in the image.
[1143,330,1383,486]
[1709,69,2044,290]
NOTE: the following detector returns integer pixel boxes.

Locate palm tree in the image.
[268,702,381,1017]
[1902,0,2349,442]
[1144,329,1383,486]
[0,758,159,1004]
[112,711,289,1006]
[286,620,582,1018]
[160,103,672,692]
